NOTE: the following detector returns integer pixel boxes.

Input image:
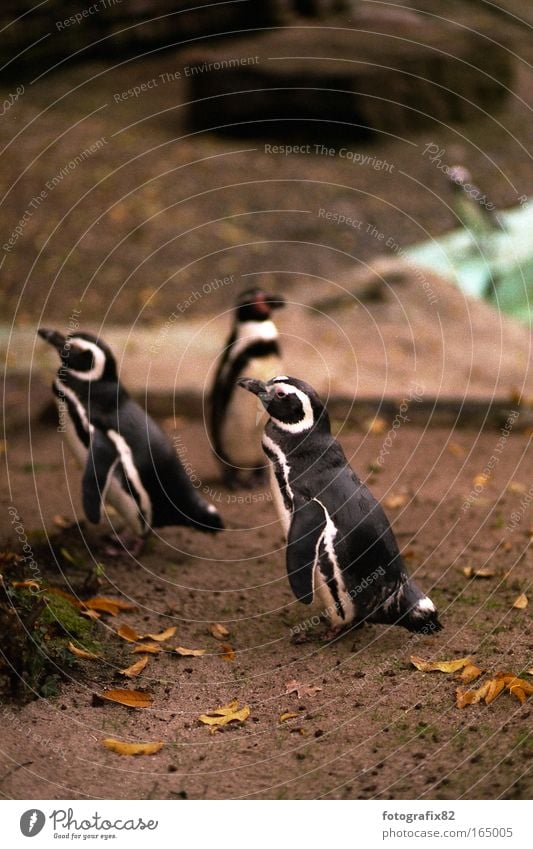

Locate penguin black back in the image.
[39,328,224,545]
[238,375,442,635]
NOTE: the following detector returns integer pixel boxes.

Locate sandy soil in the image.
[1,416,531,800]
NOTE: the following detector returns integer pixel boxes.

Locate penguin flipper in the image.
[82,430,118,524]
[286,499,326,605]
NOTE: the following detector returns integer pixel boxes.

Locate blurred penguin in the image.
[209,288,285,488]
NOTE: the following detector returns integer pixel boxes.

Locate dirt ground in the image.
[1,30,533,328]
[1,417,531,800]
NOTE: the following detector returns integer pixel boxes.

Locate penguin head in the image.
[38,329,118,382]
[235,288,285,323]
[237,375,329,435]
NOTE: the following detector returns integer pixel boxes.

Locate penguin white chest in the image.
[221,353,282,467]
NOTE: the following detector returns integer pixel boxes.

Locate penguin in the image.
[38,329,223,555]
[209,288,285,488]
[237,375,442,635]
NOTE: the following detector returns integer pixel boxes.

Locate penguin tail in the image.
[373,578,442,634]
[185,498,225,533]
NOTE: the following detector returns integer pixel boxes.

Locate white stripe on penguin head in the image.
[65,337,107,381]
[268,381,315,434]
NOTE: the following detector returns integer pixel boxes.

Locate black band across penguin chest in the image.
[261,437,293,515]
[53,379,90,447]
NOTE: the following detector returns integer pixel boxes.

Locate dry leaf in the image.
[53,514,73,529]
[365,416,387,435]
[198,700,250,727]
[513,593,528,609]
[447,441,465,457]
[102,739,163,756]
[133,642,161,654]
[383,494,407,509]
[85,596,137,615]
[284,679,322,699]
[509,684,527,704]
[67,642,100,660]
[117,624,140,642]
[507,481,527,494]
[457,663,483,684]
[279,712,299,722]
[98,689,153,709]
[462,566,495,579]
[142,626,177,642]
[175,646,206,657]
[11,579,40,591]
[456,672,533,709]
[210,623,230,640]
[473,473,489,487]
[80,608,101,620]
[220,643,235,662]
[411,655,472,674]
[120,655,149,678]
[485,678,506,705]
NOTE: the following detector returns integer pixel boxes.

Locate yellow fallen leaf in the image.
[117,624,140,642]
[142,626,177,642]
[502,676,533,696]
[509,684,527,704]
[507,481,527,494]
[12,579,40,591]
[98,689,153,708]
[83,597,122,615]
[199,701,250,727]
[383,494,407,509]
[53,514,73,529]
[133,642,161,654]
[280,712,299,722]
[473,473,489,487]
[513,593,528,609]
[102,739,163,756]
[457,663,483,684]
[210,623,230,640]
[67,642,100,660]
[411,655,472,673]
[220,643,235,662]
[365,416,387,435]
[456,687,476,708]
[485,678,506,705]
[175,646,206,657]
[447,441,465,457]
[120,655,149,677]
[462,566,495,579]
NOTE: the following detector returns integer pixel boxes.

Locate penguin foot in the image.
[104,531,145,558]
[222,469,241,491]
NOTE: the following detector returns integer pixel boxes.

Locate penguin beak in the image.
[38,328,67,350]
[237,377,268,399]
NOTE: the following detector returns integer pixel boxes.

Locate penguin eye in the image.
[275,388,286,398]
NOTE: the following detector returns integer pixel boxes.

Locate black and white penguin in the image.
[237,375,442,634]
[209,288,285,488]
[38,328,223,554]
